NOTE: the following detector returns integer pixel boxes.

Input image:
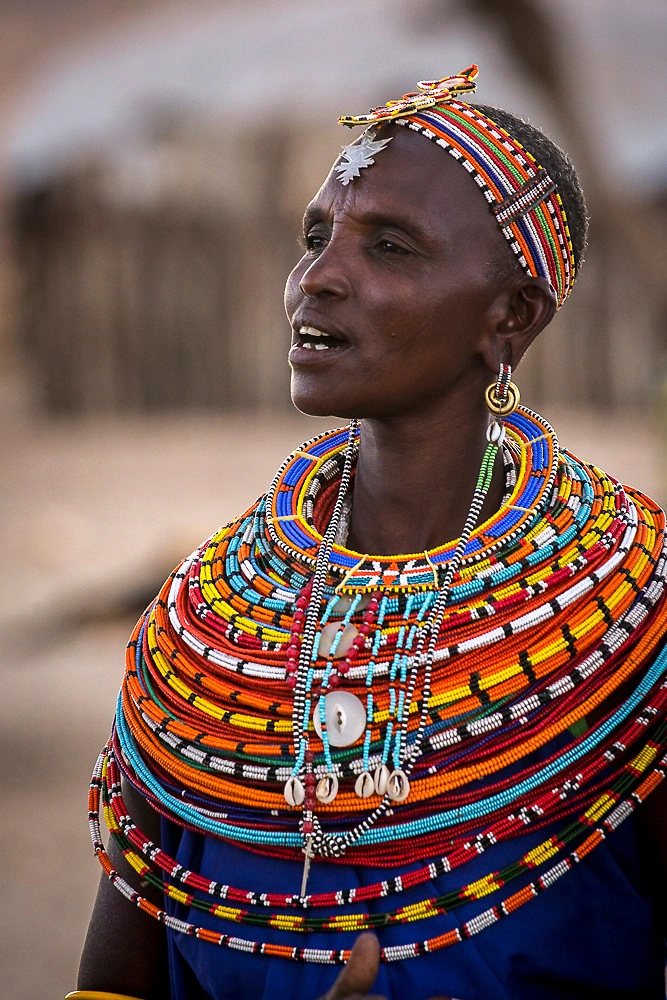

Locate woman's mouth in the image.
[289,325,350,362]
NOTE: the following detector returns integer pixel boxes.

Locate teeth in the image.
[299,341,330,351]
[299,325,325,337]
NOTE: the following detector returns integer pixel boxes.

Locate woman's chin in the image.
[290,376,355,420]
[290,393,350,419]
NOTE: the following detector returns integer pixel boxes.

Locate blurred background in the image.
[1,1,666,996]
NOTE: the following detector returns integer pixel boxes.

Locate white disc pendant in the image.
[354,770,375,799]
[316,773,339,803]
[387,769,410,802]
[313,691,366,748]
[284,776,305,807]
[333,593,371,615]
[374,763,390,796]
[318,622,359,659]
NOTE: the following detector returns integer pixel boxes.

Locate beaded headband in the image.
[338,65,576,308]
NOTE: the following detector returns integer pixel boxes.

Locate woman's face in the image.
[284,125,514,419]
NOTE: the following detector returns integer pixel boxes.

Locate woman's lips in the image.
[289,324,351,364]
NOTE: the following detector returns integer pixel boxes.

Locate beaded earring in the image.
[485,358,520,421]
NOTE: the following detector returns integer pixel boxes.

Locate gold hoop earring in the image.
[485,360,520,417]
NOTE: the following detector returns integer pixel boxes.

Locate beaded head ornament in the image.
[338,65,576,308]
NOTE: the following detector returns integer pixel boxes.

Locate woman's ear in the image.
[481,276,557,371]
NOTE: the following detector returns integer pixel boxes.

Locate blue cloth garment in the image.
[161,815,665,1000]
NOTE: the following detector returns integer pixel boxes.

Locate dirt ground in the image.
[1,406,664,1000]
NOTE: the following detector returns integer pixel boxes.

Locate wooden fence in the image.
[9,132,664,415]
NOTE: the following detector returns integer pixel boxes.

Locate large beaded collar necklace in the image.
[88,377,667,965]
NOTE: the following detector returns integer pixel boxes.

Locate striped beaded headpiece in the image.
[338,65,576,308]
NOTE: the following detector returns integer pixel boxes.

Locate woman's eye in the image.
[300,232,329,253]
[376,239,409,255]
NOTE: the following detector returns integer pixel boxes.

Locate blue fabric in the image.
[162,817,665,1000]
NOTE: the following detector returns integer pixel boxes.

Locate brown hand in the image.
[318,933,385,1000]
[316,932,454,1000]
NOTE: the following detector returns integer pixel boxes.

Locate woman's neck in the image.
[344,391,505,556]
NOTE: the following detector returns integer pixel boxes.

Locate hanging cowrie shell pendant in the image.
[374,763,390,796]
[284,776,305,807]
[354,770,375,798]
[486,419,506,446]
[316,773,339,803]
[387,769,410,802]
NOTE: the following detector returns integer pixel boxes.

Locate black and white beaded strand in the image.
[283,419,360,875]
[393,366,519,798]
[392,418,506,800]
[304,418,506,861]
[285,369,519,868]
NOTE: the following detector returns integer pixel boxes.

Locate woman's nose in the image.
[299,243,351,299]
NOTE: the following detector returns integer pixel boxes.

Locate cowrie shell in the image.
[374,763,390,796]
[486,420,506,446]
[284,777,305,807]
[316,773,339,803]
[387,769,410,802]
[354,771,375,798]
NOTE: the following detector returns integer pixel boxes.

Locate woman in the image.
[73,67,667,1000]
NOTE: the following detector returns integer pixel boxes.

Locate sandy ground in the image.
[1,406,664,1000]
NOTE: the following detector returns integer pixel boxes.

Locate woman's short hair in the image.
[474,103,588,279]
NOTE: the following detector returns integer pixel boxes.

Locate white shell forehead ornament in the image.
[334,65,479,188]
[334,129,393,186]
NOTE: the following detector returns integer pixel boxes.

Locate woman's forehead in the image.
[308,126,501,245]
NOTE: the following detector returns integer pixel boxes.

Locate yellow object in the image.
[485,380,521,416]
[65,992,144,1000]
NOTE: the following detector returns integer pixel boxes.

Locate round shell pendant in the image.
[374,763,390,796]
[284,776,305,807]
[354,770,375,798]
[387,769,410,802]
[316,773,339,803]
[333,593,371,614]
[318,622,359,659]
[313,691,366,748]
